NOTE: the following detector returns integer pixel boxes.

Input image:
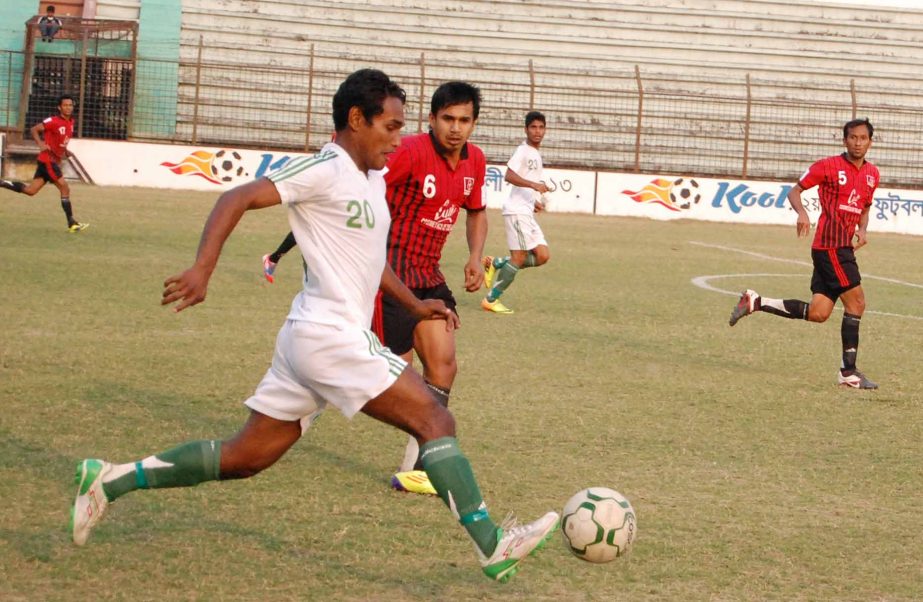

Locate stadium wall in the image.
[66,138,923,236]
[133,0,181,137]
[168,0,923,188]
[4,1,923,188]
[0,2,37,130]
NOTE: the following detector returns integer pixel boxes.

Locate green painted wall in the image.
[0,2,134,129]
[133,0,181,137]
[0,1,37,52]
[33,39,133,59]
[0,1,37,127]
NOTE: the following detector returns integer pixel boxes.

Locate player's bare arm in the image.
[380,265,459,330]
[854,206,871,250]
[163,178,282,313]
[463,208,488,292]
[786,184,811,238]
[505,167,549,194]
[30,122,49,152]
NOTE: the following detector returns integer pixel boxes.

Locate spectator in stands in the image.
[39,6,63,42]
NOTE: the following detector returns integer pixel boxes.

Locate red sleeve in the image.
[384,138,413,187]
[798,159,826,190]
[465,147,486,210]
[867,167,880,208]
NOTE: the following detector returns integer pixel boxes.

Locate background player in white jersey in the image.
[69,69,558,582]
[482,111,551,314]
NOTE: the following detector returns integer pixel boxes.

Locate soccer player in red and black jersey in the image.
[1,94,87,232]
[729,118,879,389]
[379,81,487,492]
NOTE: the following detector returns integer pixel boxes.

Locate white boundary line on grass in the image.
[688,242,923,321]
[689,241,923,289]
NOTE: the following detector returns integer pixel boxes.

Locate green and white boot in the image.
[478,511,559,582]
[70,459,112,545]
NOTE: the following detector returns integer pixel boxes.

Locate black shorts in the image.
[373,283,458,355]
[34,158,63,183]
[811,247,861,301]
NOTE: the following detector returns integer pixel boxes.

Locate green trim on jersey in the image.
[269,150,338,183]
[363,330,405,377]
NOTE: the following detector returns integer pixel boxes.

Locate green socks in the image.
[98,437,500,559]
[420,437,498,557]
[102,440,222,501]
[487,252,538,302]
[487,262,519,302]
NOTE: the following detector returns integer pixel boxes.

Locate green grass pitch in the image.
[1,183,922,601]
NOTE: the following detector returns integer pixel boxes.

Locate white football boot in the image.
[838,370,879,390]
[479,511,560,582]
[71,459,112,545]
[729,289,760,326]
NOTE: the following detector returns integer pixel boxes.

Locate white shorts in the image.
[504,213,547,252]
[244,319,407,422]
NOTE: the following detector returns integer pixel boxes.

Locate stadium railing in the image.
[2,45,922,189]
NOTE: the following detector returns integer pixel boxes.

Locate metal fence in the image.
[3,44,923,188]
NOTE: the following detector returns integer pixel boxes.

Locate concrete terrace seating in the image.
[178,0,923,84]
[170,0,923,184]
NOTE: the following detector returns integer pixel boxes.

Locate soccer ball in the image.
[211,149,248,183]
[669,177,701,209]
[561,487,637,563]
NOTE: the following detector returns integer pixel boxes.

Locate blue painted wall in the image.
[134,0,181,137]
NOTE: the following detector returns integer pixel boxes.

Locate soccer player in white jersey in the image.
[69,69,558,582]
[482,111,551,314]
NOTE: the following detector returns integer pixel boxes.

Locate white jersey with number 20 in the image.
[269,142,390,328]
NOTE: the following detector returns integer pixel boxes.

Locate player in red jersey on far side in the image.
[728,118,879,390]
[1,94,88,232]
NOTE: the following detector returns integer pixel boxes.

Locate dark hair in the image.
[430,81,481,119]
[58,94,74,105]
[843,118,873,139]
[47,5,55,12]
[332,69,406,131]
[525,111,545,127]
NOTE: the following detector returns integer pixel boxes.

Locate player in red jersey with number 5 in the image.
[729,118,879,389]
[1,95,88,232]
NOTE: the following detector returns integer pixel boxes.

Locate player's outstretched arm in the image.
[379,265,459,330]
[162,178,281,313]
[786,183,811,238]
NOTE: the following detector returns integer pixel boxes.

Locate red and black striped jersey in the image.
[384,132,486,288]
[38,114,73,163]
[799,153,879,250]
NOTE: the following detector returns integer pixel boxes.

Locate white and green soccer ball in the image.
[561,487,637,563]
